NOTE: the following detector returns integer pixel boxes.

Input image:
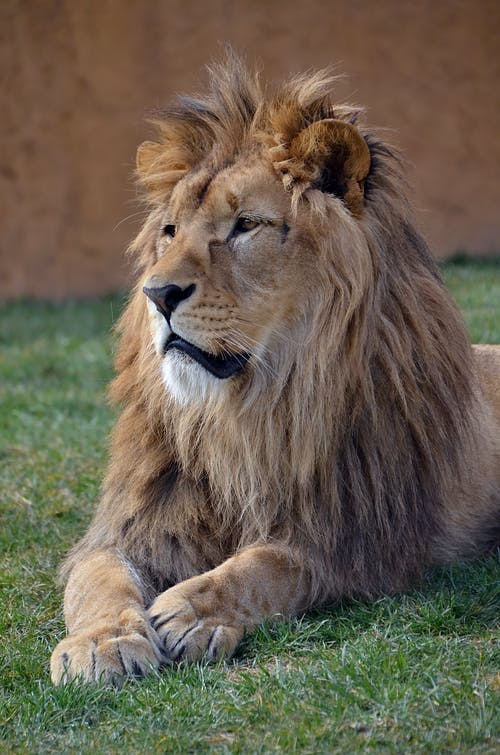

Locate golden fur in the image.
[51,56,500,684]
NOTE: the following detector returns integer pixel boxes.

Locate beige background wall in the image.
[1,0,499,299]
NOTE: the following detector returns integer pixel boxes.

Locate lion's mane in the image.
[64,57,489,605]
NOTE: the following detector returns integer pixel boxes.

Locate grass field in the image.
[0,259,499,753]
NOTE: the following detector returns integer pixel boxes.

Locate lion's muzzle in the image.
[143,282,250,380]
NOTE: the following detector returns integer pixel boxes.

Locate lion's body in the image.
[51,57,500,684]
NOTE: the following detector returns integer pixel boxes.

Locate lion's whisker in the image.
[112,209,150,233]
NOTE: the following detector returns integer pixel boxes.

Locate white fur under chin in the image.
[162,351,226,406]
[147,302,227,406]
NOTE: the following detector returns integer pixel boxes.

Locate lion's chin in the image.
[161,349,239,406]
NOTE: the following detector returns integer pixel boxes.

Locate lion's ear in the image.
[136,140,189,199]
[284,119,371,215]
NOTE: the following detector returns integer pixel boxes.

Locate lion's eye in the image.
[234,217,259,234]
[162,224,176,239]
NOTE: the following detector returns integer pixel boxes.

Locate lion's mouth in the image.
[164,334,250,379]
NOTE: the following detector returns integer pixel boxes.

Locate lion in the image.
[50,55,500,684]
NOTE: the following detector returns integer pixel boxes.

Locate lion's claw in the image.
[50,611,164,685]
[148,591,243,663]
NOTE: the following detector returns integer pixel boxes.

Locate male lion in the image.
[51,57,500,684]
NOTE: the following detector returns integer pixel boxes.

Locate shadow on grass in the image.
[238,551,500,662]
[441,253,500,268]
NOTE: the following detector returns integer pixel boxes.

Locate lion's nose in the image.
[142,283,196,318]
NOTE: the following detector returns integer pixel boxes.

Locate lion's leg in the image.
[147,544,307,662]
[50,549,164,685]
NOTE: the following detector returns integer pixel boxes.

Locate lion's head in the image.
[127,58,379,409]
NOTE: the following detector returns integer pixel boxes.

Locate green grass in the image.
[1,261,499,753]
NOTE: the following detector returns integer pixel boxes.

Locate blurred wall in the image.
[1,0,499,299]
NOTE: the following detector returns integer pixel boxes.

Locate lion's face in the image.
[137,93,372,405]
[142,155,316,404]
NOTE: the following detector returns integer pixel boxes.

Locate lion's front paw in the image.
[50,609,164,685]
[148,588,244,663]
